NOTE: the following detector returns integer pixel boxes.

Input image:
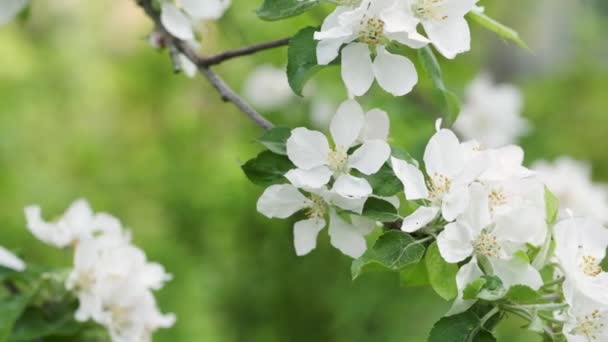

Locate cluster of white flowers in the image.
[257,99,393,258]
[315,0,481,96]
[453,73,530,148]
[392,125,547,314]
[25,199,175,342]
[533,157,608,223]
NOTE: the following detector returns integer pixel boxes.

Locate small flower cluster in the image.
[25,199,175,342]
[315,0,481,96]
[257,99,392,258]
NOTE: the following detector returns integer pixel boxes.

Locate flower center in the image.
[307,195,328,220]
[327,146,349,173]
[412,0,448,21]
[573,310,606,341]
[358,17,385,45]
[580,255,603,277]
[488,189,508,213]
[472,229,502,258]
[427,173,452,202]
[74,270,96,291]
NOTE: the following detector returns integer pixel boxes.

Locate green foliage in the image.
[257,127,291,155]
[400,261,429,287]
[257,0,320,21]
[287,27,326,96]
[463,275,505,301]
[503,285,542,305]
[467,11,529,50]
[428,309,497,342]
[361,198,400,222]
[361,163,404,197]
[417,47,461,127]
[425,242,458,301]
[351,231,425,280]
[544,186,560,225]
[241,150,294,187]
[0,294,32,341]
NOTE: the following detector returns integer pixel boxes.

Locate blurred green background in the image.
[1,0,607,341]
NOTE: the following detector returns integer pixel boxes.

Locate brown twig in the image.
[136,0,277,131]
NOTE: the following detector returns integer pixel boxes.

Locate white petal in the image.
[330,99,365,148]
[328,211,368,258]
[286,127,330,170]
[386,31,430,49]
[294,219,326,256]
[362,109,390,141]
[348,140,391,175]
[437,222,474,263]
[391,157,429,200]
[161,3,195,41]
[401,206,439,233]
[341,43,374,97]
[182,0,231,20]
[178,54,198,78]
[423,17,471,59]
[0,0,28,26]
[441,185,470,222]
[256,184,310,219]
[0,246,25,271]
[24,206,73,248]
[324,191,367,214]
[332,175,372,199]
[285,166,332,189]
[446,258,483,316]
[372,46,418,96]
[316,37,350,65]
[423,129,463,177]
[489,257,543,290]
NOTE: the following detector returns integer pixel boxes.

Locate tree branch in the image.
[136,0,276,131]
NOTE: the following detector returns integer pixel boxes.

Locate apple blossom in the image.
[563,289,608,342]
[391,128,486,232]
[533,157,608,222]
[314,0,428,96]
[243,64,293,111]
[405,0,480,59]
[256,184,375,258]
[285,99,391,200]
[453,73,529,148]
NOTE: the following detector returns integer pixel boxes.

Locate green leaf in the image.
[463,276,505,301]
[257,127,291,155]
[503,285,542,305]
[463,278,487,300]
[0,294,32,341]
[287,27,324,96]
[467,11,529,50]
[417,47,461,126]
[242,150,294,187]
[256,0,320,21]
[425,242,458,301]
[9,304,82,341]
[361,198,401,222]
[544,186,559,225]
[351,231,425,280]
[429,310,496,342]
[400,261,429,287]
[362,163,404,197]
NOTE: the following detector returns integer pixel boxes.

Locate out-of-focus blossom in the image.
[243,65,293,111]
[454,73,529,148]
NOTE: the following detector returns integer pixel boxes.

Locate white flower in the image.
[563,289,608,342]
[439,184,543,315]
[27,200,175,342]
[160,0,231,40]
[256,184,375,258]
[285,99,391,200]
[391,129,486,232]
[0,0,28,26]
[554,217,608,306]
[404,0,480,59]
[0,246,25,271]
[533,157,608,222]
[181,0,231,20]
[243,65,293,111]
[25,199,96,248]
[314,0,427,96]
[453,73,529,148]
